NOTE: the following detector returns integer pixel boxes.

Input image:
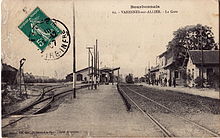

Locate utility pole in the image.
[94,44,97,89]
[88,48,90,89]
[97,51,100,86]
[95,39,98,89]
[86,47,93,89]
[90,50,94,89]
[73,2,76,98]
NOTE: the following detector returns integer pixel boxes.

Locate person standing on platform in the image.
[173,77,176,87]
[168,79,172,87]
[164,78,167,87]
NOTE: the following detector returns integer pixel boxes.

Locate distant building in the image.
[76,67,92,82]
[66,67,92,83]
[66,73,73,82]
[99,67,120,84]
[1,63,18,85]
[66,66,120,84]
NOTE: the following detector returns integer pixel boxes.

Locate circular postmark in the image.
[41,19,71,60]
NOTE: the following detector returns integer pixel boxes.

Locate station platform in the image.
[4,85,162,137]
[137,83,219,100]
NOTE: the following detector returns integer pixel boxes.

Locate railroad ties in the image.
[118,83,220,137]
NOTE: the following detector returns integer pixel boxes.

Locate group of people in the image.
[148,77,176,87]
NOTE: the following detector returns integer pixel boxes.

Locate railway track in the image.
[2,88,73,128]
[118,84,220,137]
[2,83,76,128]
[2,84,69,119]
[2,83,90,129]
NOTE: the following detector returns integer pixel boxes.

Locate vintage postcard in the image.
[1,0,219,137]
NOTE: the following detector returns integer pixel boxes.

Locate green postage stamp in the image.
[18,7,62,52]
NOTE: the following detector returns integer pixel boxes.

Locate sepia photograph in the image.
[1,0,219,137]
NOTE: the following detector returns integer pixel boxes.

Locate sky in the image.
[75,0,219,77]
[1,0,219,78]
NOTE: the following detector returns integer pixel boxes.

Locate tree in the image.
[168,24,216,50]
[167,24,217,68]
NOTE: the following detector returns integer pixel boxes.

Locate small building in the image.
[99,67,120,84]
[76,67,92,83]
[66,67,93,83]
[66,66,120,84]
[1,63,18,85]
[186,50,219,87]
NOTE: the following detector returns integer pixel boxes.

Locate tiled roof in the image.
[188,50,219,64]
[76,66,93,73]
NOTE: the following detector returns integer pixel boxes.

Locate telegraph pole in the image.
[73,2,76,98]
[86,47,93,89]
[88,48,90,89]
[95,39,98,89]
[94,44,97,89]
[97,51,100,86]
[91,50,94,89]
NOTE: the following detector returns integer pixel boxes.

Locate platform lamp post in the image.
[19,58,26,96]
[86,47,93,90]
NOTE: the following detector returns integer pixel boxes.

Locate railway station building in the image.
[148,49,220,87]
[149,48,185,86]
[186,50,219,87]
[66,66,120,84]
